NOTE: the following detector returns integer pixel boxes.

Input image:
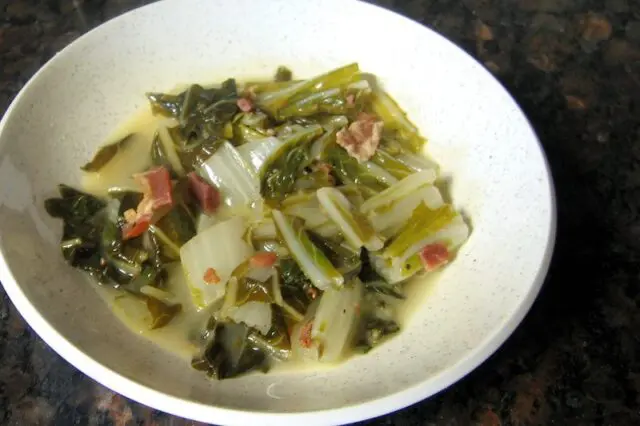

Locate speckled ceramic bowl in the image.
[0,0,555,424]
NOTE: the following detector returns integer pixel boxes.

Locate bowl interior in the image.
[0,0,554,423]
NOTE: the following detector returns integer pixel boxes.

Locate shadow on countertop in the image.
[1,0,639,425]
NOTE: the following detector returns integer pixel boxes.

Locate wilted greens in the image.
[45,64,470,380]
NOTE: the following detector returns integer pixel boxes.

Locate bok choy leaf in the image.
[311,278,363,362]
[316,187,383,251]
[198,142,261,208]
[260,125,324,202]
[235,137,283,175]
[191,321,268,379]
[180,216,253,308]
[381,203,469,270]
[370,86,426,153]
[272,210,343,290]
[257,63,360,119]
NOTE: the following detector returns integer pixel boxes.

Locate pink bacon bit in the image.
[237,97,254,112]
[419,242,450,272]
[336,112,383,162]
[249,251,278,268]
[203,267,221,285]
[134,166,173,212]
[187,172,220,215]
[299,322,314,348]
[122,166,174,240]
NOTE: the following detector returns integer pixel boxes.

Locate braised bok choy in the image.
[45,64,470,379]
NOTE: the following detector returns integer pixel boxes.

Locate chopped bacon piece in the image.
[122,166,174,240]
[237,97,253,112]
[122,218,151,240]
[203,267,221,285]
[134,166,173,212]
[187,172,220,215]
[336,112,383,162]
[249,251,278,268]
[299,322,313,348]
[306,286,318,300]
[419,243,450,271]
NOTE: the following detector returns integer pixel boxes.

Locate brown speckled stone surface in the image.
[1,0,640,425]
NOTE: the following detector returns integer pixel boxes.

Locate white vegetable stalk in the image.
[198,142,261,208]
[312,279,363,362]
[360,161,398,186]
[387,211,470,270]
[317,187,384,251]
[368,252,422,284]
[251,219,277,240]
[272,209,343,290]
[360,169,438,214]
[226,301,273,335]
[180,217,253,309]
[368,185,444,234]
[291,300,321,362]
[236,137,284,175]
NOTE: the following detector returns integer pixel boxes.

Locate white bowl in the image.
[0,0,555,424]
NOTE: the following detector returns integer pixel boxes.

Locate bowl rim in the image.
[0,0,557,424]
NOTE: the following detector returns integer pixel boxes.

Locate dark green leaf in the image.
[147,92,185,117]
[106,189,142,216]
[356,317,400,353]
[191,321,269,379]
[150,132,173,171]
[81,134,135,172]
[45,185,108,279]
[325,144,388,195]
[279,259,316,314]
[147,80,239,147]
[260,125,324,201]
[153,180,197,260]
[274,66,293,82]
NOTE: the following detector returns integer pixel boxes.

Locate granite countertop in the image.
[1,0,639,425]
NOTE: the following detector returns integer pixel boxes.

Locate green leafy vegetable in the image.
[81,134,135,172]
[147,297,182,329]
[191,321,269,379]
[260,125,324,201]
[274,66,293,82]
[45,185,107,280]
[311,278,363,362]
[279,258,316,315]
[150,128,186,176]
[355,317,400,353]
[272,210,343,290]
[147,79,239,169]
[257,63,360,119]
[199,141,261,208]
[370,149,415,180]
[49,64,472,377]
[316,187,383,251]
[382,203,457,261]
[370,86,426,153]
[325,143,389,196]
